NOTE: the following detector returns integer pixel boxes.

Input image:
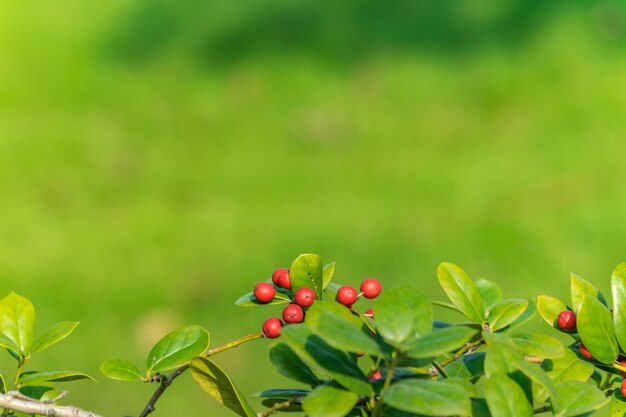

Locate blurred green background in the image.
[1,0,626,415]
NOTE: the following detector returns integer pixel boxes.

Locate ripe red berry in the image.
[364,308,374,318]
[262,317,283,338]
[360,278,382,299]
[254,282,276,303]
[282,304,304,324]
[369,370,382,381]
[294,287,315,308]
[579,343,593,359]
[336,286,358,307]
[557,310,576,331]
[272,268,291,290]
[618,360,626,378]
[621,379,626,397]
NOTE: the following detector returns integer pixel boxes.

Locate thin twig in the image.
[138,332,264,417]
[0,391,101,417]
[256,397,297,417]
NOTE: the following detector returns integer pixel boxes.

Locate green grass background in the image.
[1,1,625,415]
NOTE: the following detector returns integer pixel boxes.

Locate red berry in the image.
[364,308,374,318]
[618,360,626,378]
[254,282,276,303]
[336,286,358,307]
[579,343,593,359]
[294,287,315,308]
[262,317,283,338]
[272,268,291,290]
[369,370,382,381]
[360,278,382,299]
[282,304,304,324]
[621,379,626,397]
[557,310,576,331]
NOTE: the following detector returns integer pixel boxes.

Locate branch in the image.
[138,332,264,417]
[256,397,297,417]
[0,391,102,417]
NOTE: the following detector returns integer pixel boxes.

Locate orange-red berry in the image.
[262,317,283,338]
[557,310,576,331]
[369,370,382,381]
[272,268,291,290]
[579,343,593,359]
[336,286,358,307]
[294,287,315,308]
[360,278,382,299]
[618,360,626,378]
[282,304,304,324]
[621,379,626,397]
[254,282,276,304]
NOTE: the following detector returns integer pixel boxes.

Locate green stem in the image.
[371,351,398,417]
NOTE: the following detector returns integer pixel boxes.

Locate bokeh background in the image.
[1,1,626,415]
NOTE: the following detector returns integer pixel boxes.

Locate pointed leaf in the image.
[578,294,619,364]
[476,279,502,311]
[484,374,532,417]
[552,380,609,417]
[374,285,432,345]
[612,263,626,352]
[322,262,336,290]
[31,322,79,354]
[100,359,144,382]
[0,333,20,356]
[437,262,485,324]
[383,379,472,416]
[290,254,323,300]
[147,325,210,374]
[512,333,564,359]
[190,357,256,417]
[405,326,478,359]
[252,388,311,398]
[0,292,35,355]
[302,385,358,417]
[507,299,536,331]
[571,273,601,313]
[19,371,95,386]
[269,343,319,386]
[487,299,528,332]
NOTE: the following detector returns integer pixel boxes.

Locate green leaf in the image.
[536,349,594,403]
[471,399,491,417]
[100,359,144,382]
[444,352,485,382]
[269,343,319,386]
[571,273,601,313]
[305,301,381,356]
[0,370,14,393]
[578,294,619,364]
[280,325,372,396]
[437,262,485,324]
[252,388,311,398]
[512,359,554,399]
[552,380,609,417]
[611,390,626,417]
[476,279,502,311]
[31,321,79,354]
[374,286,432,345]
[487,299,529,332]
[19,386,54,400]
[383,379,472,416]
[484,374,532,417]
[611,263,626,352]
[302,385,358,417]
[19,370,95,386]
[512,333,564,359]
[322,262,336,290]
[190,357,256,417]
[537,295,569,328]
[290,254,324,300]
[234,288,291,307]
[507,299,537,331]
[0,333,21,356]
[484,339,523,377]
[0,292,35,355]
[147,325,210,374]
[405,326,478,359]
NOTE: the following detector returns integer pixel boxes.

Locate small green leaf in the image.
[484,374,532,417]
[611,390,626,417]
[374,286,433,345]
[513,359,554,399]
[190,357,256,417]
[234,288,291,307]
[31,322,79,354]
[290,254,324,300]
[252,388,311,398]
[405,326,478,359]
[0,292,35,355]
[383,379,472,416]
[537,295,569,328]
[269,343,319,386]
[578,294,619,364]
[302,385,358,417]
[552,380,609,417]
[147,325,210,374]
[322,262,336,290]
[19,370,95,386]
[437,262,485,324]
[476,279,502,311]
[571,273,601,313]
[611,263,626,352]
[444,352,485,382]
[0,370,14,393]
[487,299,529,332]
[512,333,564,359]
[100,359,144,382]
[19,386,54,400]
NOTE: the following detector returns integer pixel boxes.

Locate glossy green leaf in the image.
[0,370,13,393]
[571,273,601,313]
[384,379,472,416]
[537,295,569,328]
[484,374,532,417]
[190,357,256,417]
[302,385,358,417]
[40,389,62,403]
[578,294,619,364]
[507,299,537,331]
[444,352,485,382]
[305,301,381,356]
[536,349,594,403]
[252,388,311,398]
[437,262,485,324]
[234,288,291,307]
[31,321,79,354]
[611,263,626,352]
[374,285,432,345]
[100,359,144,382]
[484,340,523,377]
[476,279,502,311]
[0,333,21,356]
[322,262,336,290]
[611,390,626,417]
[552,380,609,417]
[19,386,54,400]
[405,326,478,359]
[147,325,210,374]
[290,254,324,300]
[487,299,528,332]
[513,359,554,399]
[19,370,95,386]
[0,292,35,355]
[269,342,319,386]
[512,333,564,359]
[280,325,372,396]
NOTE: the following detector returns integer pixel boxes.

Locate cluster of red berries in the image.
[254,268,382,339]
